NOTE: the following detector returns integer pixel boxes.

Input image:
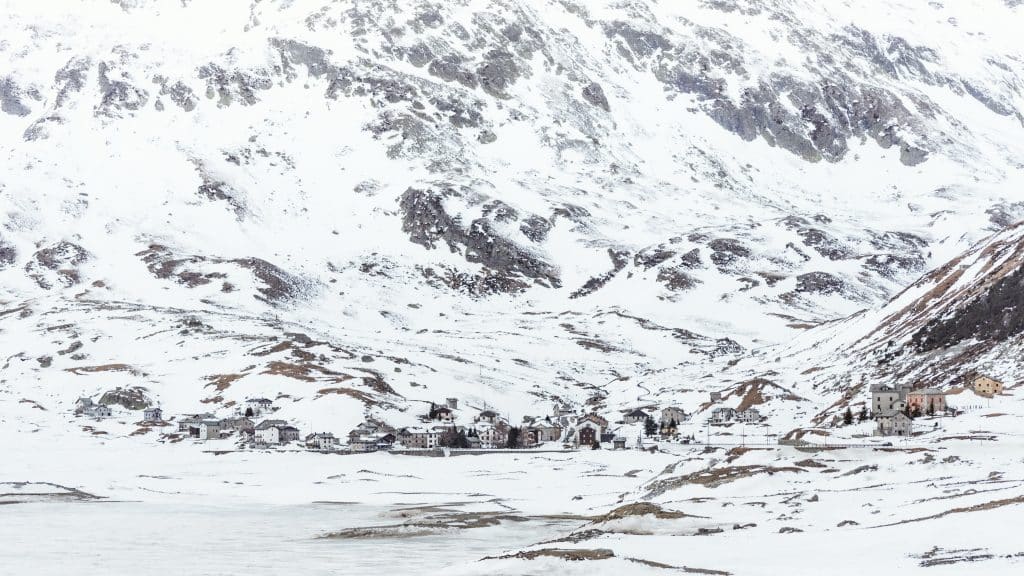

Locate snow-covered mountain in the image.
[2,0,1024,430]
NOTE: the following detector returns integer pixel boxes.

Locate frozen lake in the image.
[0,501,580,575]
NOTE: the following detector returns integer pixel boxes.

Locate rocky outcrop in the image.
[400,188,560,290]
[99,386,152,410]
[25,242,90,289]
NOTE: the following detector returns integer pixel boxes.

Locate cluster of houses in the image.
[710,407,762,425]
[868,374,1002,436]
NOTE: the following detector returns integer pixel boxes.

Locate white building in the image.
[305,432,338,451]
[242,398,274,417]
[661,407,688,424]
[143,407,163,422]
[75,398,112,418]
[254,420,299,445]
[875,410,912,437]
[710,407,736,424]
[735,409,761,423]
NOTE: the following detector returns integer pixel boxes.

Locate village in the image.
[70,374,1007,454]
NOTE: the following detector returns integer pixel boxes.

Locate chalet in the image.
[612,437,628,450]
[875,410,912,437]
[178,413,215,432]
[906,388,946,413]
[870,384,907,414]
[445,398,459,410]
[971,375,1003,397]
[476,410,500,424]
[189,419,222,440]
[242,398,274,417]
[305,433,338,451]
[220,417,255,433]
[531,423,562,443]
[76,398,112,419]
[574,419,604,447]
[478,422,510,449]
[661,407,688,425]
[254,420,298,445]
[623,409,649,424]
[735,408,761,423]
[466,435,482,449]
[432,406,455,424]
[143,407,163,423]
[375,433,396,451]
[710,407,736,424]
[400,428,440,449]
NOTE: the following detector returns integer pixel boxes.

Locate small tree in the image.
[669,418,678,435]
[591,439,601,450]
[927,399,935,417]
[858,406,868,422]
[245,407,254,417]
[911,405,922,419]
[843,407,854,426]
[506,427,520,449]
[644,417,657,437]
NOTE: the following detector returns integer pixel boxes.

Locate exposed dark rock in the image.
[400,188,560,289]
[581,81,610,112]
[99,386,151,410]
[910,260,1024,352]
[634,247,675,270]
[657,267,700,291]
[795,271,845,295]
[198,62,273,107]
[96,62,149,116]
[678,248,703,269]
[571,249,629,298]
[0,77,32,116]
[519,215,552,243]
[25,242,90,289]
[427,55,478,90]
[476,50,519,98]
[709,238,751,269]
[0,236,16,269]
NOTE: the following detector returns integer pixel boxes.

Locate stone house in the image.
[710,407,736,424]
[220,417,255,434]
[254,420,298,445]
[552,403,575,418]
[178,413,215,432]
[400,428,440,449]
[906,389,946,413]
[531,422,563,443]
[709,391,723,402]
[305,432,337,451]
[875,410,912,436]
[445,398,459,410]
[143,407,163,422]
[432,406,455,424]
[871,384,907,414]
[242,398,274,417]
[189,419,222,440]
[574,420,603,447]
[476,410,500,424]
[735,408,761,423]
[76,398,112,419]
[478,422,509,449]
[661,407,688,425]
[623,409,649,424]
[971,375,1003,397]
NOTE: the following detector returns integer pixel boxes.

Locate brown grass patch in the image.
[205,374,245,392]
[65,364,137,375]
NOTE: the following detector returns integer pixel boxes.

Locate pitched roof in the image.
[256,419,289,430]
[626,409,648,418]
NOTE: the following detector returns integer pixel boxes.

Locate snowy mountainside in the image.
[1,0,1024,431]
